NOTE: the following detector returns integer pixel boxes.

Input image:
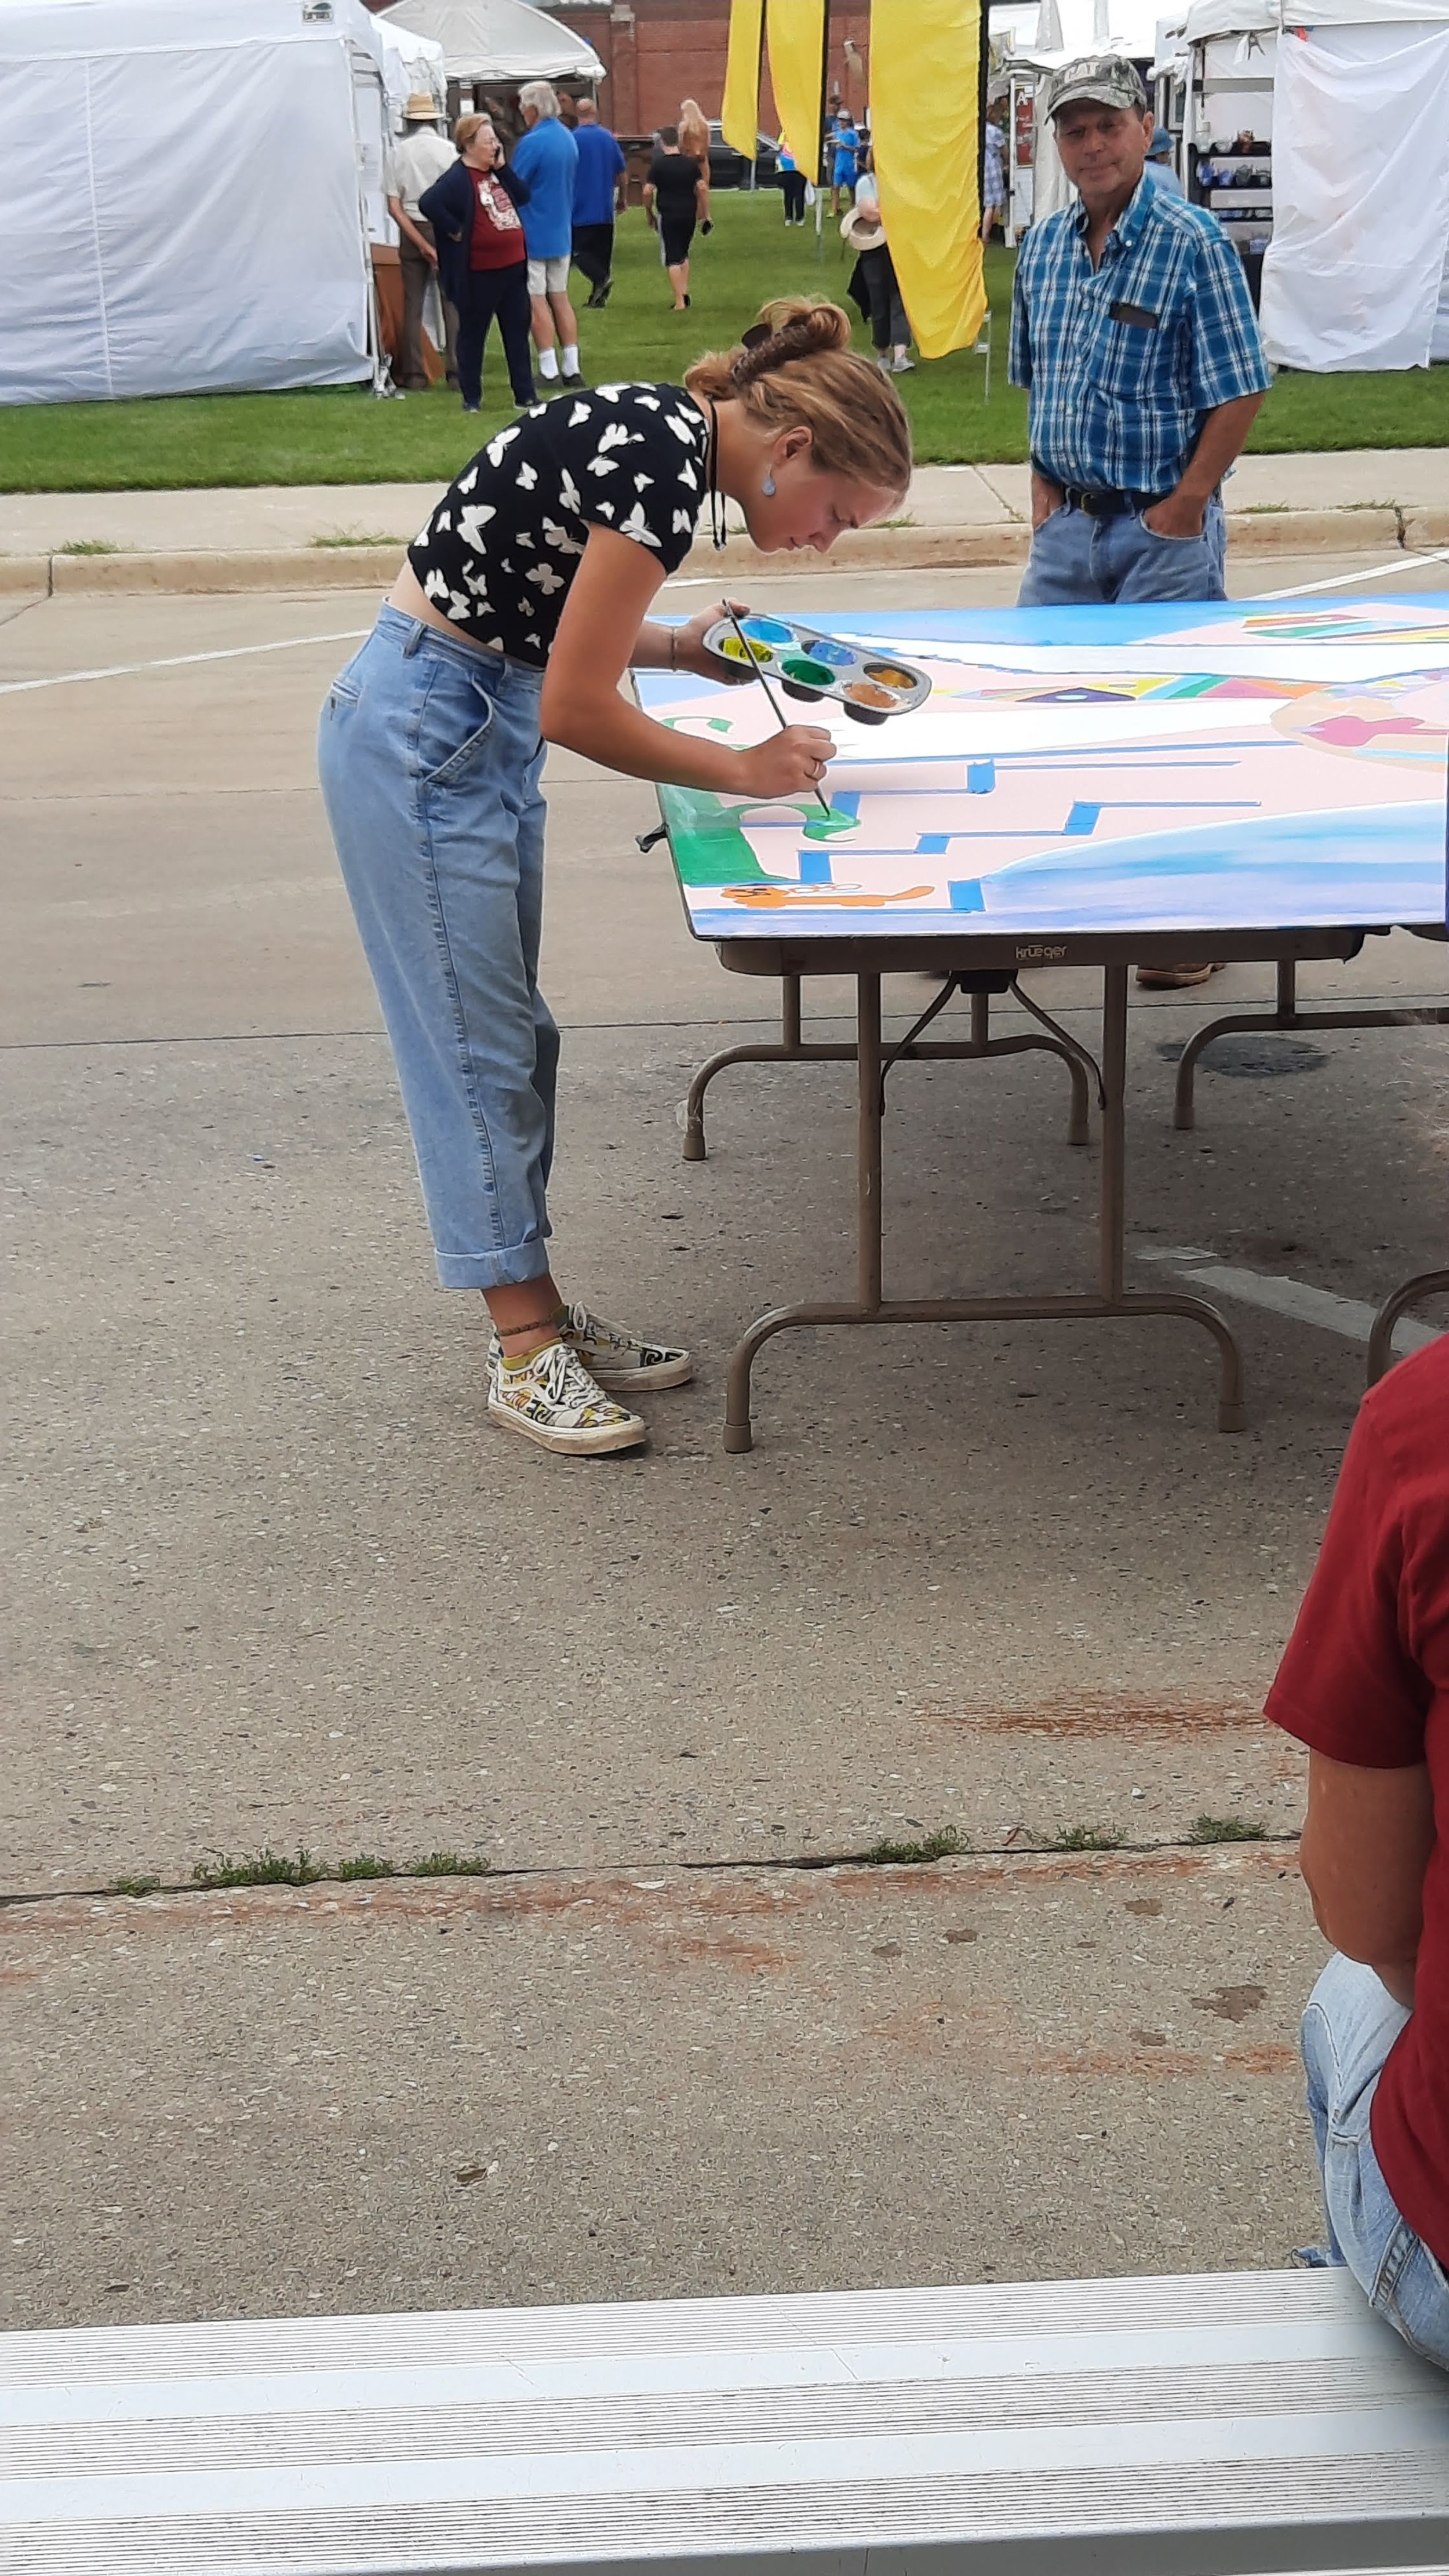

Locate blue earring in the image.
[762,471,776,496]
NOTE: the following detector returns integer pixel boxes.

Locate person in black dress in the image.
[643,126,706,311]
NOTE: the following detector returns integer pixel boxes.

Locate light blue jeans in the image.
[1301,1952,1449,2369]
[1018,496,1227,606]
[318,606,556,1290]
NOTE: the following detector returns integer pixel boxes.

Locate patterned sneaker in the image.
[561,1300,693,1391]
[487,1302,693,1393]
[487,1337,646,1456]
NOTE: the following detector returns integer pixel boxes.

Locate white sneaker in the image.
[563,1300,693,1391]
[487,1337,646,1456]
[890,353,916,373]
[488,1300,692,1392]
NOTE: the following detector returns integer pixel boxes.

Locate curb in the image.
[2,505,1438,598]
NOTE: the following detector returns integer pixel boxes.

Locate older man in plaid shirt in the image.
[1010,53,1270,981]
[1011,56,1269,609]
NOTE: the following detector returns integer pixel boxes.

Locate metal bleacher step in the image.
[3,2267,1449,2575]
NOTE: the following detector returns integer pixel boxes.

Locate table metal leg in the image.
[721,965,1247,1454]
[684,972,1093,1163]
[1173,957,1449,1133]
[1367,1268,1449,1384]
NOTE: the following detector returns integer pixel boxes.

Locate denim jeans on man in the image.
[317,606,556,1290]
[1018,494,1226,607]
[1302,1952,1449,2369]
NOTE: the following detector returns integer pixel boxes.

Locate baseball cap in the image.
[1044,54,1149,119]
[1150,124,1175,154]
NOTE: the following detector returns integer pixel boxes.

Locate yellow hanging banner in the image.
[766,0,825,183]
[721,0,766,162]
[870,0,987,360]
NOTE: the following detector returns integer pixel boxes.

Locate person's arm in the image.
[540,527,835,799]
[388,192,437,261]
[1145,229,1272,536]
[1299,1751,1435,2009]
[1143,391,1264,537]
[418,167,463,245]
[611,137,627,212]
[642,177,658,228]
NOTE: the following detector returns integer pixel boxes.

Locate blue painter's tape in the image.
[1064,802,1101,836]
[796,847,833,885]
[916,833,951,854]
[967,762,996,794]
[948,880,985,913]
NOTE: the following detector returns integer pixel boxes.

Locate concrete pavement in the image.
[4,554,1447,2333]
[2,451,1446,593]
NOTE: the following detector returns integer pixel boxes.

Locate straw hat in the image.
[840,200,883,253]
[402,92,440,122]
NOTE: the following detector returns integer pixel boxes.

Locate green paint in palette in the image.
[780,656,834,689]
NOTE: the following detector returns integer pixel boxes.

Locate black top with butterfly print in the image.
[406,381,710,670]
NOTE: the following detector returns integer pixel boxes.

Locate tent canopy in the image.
[0,0,379,403]
[1179,0,1449,34]
[378,0,603,84]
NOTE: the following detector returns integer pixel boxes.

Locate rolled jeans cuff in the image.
[435,1234,553,1292]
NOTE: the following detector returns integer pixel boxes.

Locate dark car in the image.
[705,122,780,189]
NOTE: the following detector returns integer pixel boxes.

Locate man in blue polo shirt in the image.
[570,97,626,310]
[1010,55,1271,987]
[512,81,582,387]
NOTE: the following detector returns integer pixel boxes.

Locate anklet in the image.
[497,1316,564,1340]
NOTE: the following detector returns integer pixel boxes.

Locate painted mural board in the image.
[641,599,1449,943]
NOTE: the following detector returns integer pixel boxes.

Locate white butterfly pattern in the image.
[617,501,661,549]
[457,504,496,549]
[414,388,713,664]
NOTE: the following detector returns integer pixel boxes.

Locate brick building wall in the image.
[541,1,872,147]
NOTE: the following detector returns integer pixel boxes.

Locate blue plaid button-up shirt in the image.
[1009,174,1270,497]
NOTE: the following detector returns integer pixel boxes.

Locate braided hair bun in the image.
[730,297,854,387]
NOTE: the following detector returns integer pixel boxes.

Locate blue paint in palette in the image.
[795,638,854,668]
[742,616,794,644]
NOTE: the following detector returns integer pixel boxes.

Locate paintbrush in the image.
[721,599,835,818]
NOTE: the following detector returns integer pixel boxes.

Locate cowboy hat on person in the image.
[402,92,440,123]
[840,199,883,253]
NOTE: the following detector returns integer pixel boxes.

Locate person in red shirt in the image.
[420,116,535,413]
[1267,1336,1449,2367]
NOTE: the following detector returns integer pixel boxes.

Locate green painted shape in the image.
[657,787,781,888]
[803,808,862,841]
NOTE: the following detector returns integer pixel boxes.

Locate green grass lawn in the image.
[3,192,1446,491]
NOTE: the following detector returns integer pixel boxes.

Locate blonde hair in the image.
[453,112,493,153]
[678,97,709,162]
[686,297,912,498]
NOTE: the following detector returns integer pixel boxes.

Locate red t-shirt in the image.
[1266,1336,1449,2262]
[468,172,525,271]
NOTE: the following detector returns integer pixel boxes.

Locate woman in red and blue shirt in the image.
[420,115,535,413]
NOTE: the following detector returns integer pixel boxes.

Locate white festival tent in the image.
[0,0,438,405]
[1170,0,1449,369]
[378,0,603,87]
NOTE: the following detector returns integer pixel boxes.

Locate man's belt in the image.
[1040,477,1166,519]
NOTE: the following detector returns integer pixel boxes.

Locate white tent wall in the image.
[1259,20,1449,369]
[0,0,378,404]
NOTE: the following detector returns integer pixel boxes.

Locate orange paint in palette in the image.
[700,615,930,725]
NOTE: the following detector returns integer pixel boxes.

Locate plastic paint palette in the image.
[704,615,931,725]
